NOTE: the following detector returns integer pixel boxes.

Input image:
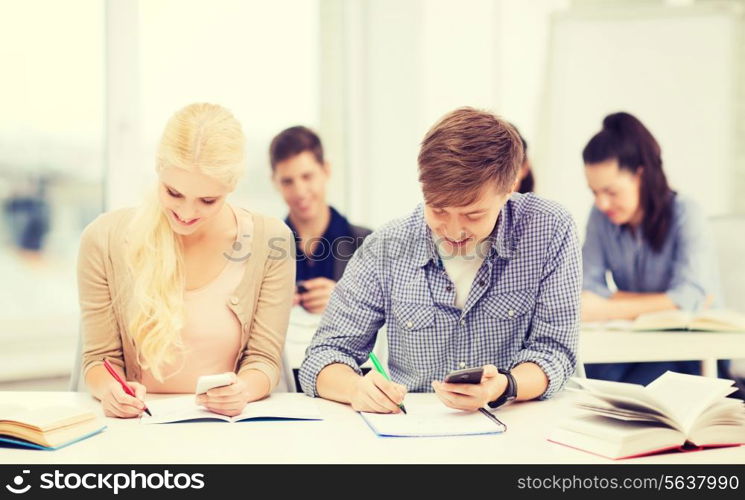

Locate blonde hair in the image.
[125,103,246,381]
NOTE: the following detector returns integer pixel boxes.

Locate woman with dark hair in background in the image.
[580,112,722,384]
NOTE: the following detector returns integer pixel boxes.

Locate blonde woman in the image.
[78,103,295,418]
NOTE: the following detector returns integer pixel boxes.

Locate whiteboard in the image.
[536,3,744,235]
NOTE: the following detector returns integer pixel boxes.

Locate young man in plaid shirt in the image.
[300,107,582,413]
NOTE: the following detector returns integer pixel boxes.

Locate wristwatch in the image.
[488,368,517,409]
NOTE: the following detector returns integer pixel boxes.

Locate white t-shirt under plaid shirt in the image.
[439,239,490,310]
[299,193,582,398]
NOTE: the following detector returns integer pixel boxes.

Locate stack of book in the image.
[1,405,106,450]
[549,371,745,459]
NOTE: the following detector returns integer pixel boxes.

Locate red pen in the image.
[103,358,152,416]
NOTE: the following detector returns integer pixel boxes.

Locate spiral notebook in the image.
[359,395,506,437]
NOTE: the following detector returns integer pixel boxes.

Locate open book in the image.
[584,309,745,332]
[0,405,106,450]
[549,371,745,459]
[360,394,506,437]
[140,393,322,424]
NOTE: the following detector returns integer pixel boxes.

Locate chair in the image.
[562,353,586,390]
[573,354,586,378]
[709,214,745,378]
[273,348,296,393]
[710,215,745,314]
[69,328,84,392]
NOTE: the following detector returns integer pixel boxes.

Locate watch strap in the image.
[488,368,517,409]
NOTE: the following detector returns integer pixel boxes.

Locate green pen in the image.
[368,352,407,414]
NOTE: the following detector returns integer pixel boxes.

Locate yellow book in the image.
[631,309,745,332]
[584,309,745,332]
[0,405,106,450]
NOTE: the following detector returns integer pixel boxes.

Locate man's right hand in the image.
[349,370,407,413]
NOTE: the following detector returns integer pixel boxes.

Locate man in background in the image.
[270,126,371,314]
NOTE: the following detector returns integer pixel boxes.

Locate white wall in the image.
[537,3,744,233]
[341,0,569,229]
[339,0,744,233]
[104,0,745,231]
[107,0,320,219]
[496,0,571,150]
[0,0,104,178]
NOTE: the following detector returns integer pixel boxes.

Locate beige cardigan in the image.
[77,206,295,389]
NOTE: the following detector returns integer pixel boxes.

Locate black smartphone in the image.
[296,283,309,294]
[444,366,484,384]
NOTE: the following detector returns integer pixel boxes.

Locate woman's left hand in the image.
[195,372,250,417]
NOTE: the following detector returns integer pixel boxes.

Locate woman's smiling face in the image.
[158,166,233,236]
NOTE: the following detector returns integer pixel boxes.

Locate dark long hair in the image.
[582,112,675,252]
[511,123,534,193]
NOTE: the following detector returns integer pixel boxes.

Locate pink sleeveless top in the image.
[141,205,250,393]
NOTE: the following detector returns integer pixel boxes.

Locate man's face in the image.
[423,183,512,257]
[272,151,329,223]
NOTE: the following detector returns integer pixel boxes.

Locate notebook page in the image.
[572,378,665,413]
[140,396,230,424]
[1,406,95,431]
[0,404,25,419]
[360,397,503,437]
[632,310,692,330]
[646,371,738,434]
[693,309,745,330]
[239,393,321,421]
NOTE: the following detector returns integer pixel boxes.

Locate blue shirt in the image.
[285,206,354,282]
[299,193,582,399]
[582,195,721,311]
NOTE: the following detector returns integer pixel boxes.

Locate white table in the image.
[1,391,743,464]
[580,329,745,377]
[287,311,745,379]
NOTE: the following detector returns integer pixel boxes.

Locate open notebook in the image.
[359,395,506,437]
[140,393,322,424]
[1,405,106,450]
[584,309,745,332]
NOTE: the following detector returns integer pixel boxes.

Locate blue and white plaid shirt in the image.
[582,195,721,311]
[299,193,582,399]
